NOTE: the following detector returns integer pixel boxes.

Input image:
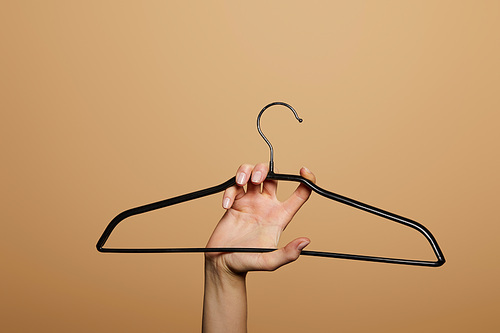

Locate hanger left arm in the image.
[96,177,237,252]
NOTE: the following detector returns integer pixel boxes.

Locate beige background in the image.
[1,1,499,332]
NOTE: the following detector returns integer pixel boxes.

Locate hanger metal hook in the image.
[257,102,303,173]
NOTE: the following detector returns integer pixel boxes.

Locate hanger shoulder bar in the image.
[97,173,445,267]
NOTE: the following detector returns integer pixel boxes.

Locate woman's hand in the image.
[205,163,316,275]
[202,163,316,333]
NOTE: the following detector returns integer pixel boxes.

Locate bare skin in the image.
[202,163,316,333]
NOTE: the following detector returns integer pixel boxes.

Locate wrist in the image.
[204,256,246,285]
[203,257,248,333]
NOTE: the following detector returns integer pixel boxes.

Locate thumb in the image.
[283,167,316,218]
[258,238,310,271]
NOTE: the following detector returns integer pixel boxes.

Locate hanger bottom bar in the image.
[98,247,443,267]
[300,250,443,267]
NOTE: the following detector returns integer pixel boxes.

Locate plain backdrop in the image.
[1,1,499,332]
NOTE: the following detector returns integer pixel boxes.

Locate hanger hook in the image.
[257,102,303,173]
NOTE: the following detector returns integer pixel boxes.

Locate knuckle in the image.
[224,186,235,197]
[255,162,268,171]
[240,163,254,171]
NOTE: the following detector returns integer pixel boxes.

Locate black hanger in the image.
[97,102,445,267]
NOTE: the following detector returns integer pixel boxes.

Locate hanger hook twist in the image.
[257,102,303,173]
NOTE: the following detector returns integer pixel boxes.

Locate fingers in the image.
[249,163,268,184]
[235,164,254,186]
[221,164,251,208]
[222,184,245,209]
[257,237,310,271]
[283,167,316,216]
[248,163,268,194]
[234,163,269,195]
[222,163,270,209]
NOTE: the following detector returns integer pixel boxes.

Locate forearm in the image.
[202,260,248,333]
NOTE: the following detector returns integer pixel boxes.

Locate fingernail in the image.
[297,240,310,251]
[252,171,262,183]
[237,172,246,185]
[223,197,230,209]
[302,166,311,174]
